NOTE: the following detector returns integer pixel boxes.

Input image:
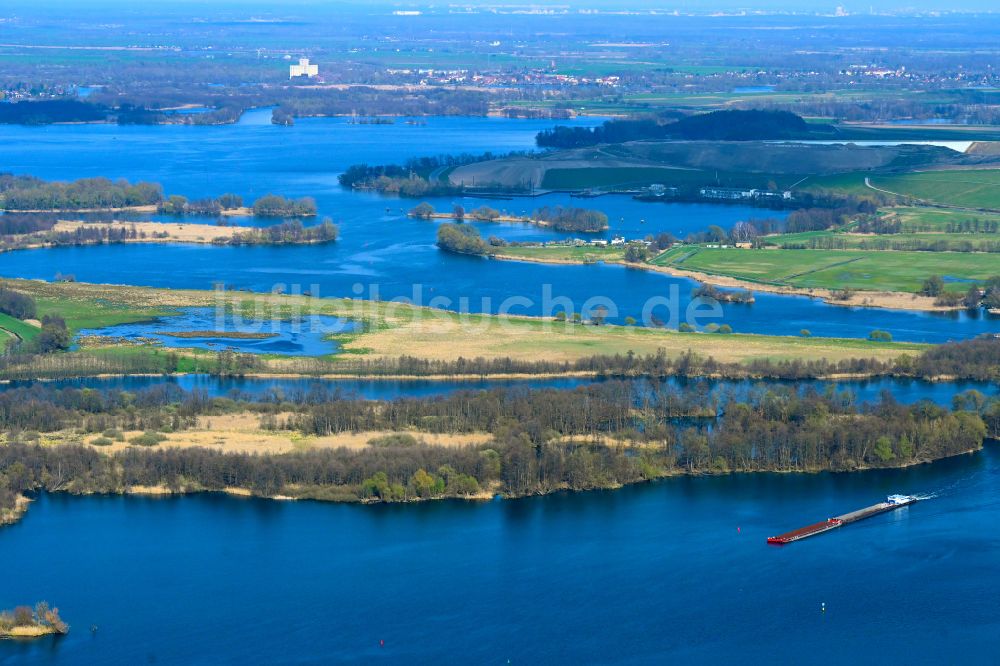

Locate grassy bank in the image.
[0,313,40,349]
[0,278,926,375]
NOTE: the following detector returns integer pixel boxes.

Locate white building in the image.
[289,58,318,79]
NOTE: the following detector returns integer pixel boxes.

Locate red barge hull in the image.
[767,518,843,544]
[767,496,917,545]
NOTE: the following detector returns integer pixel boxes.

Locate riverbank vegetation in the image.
[228,220,337,246]
[0,381,994,521]
[0,174,318,220]
[0,174,162,211]
[251,195,317,218]
[436,223,488,256]
[0,603,68,638]
[532,206,608,232]
[0,219,338,253]
[413,203,608,232]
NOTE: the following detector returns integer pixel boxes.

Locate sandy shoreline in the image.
[51,220,245,243]
[417,212,553,226]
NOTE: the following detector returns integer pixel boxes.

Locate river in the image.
[0,112,996,341]
[0,113,999,664]
[2,374,995,407]
[1,445,998,664]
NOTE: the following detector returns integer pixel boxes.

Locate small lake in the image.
[2,445,999,664]
[77,308,357,356]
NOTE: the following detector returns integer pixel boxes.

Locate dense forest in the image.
[0,381,993,517]
[0,99,110,125]
[536,110,814,149]
[0,175,163,211]
[0,174,319,218]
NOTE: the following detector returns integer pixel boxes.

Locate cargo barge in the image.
[767,495,918,545]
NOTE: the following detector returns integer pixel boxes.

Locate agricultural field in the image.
[774,207,1000,251]
[775,231,1000,252]
[653,245,999,294]
[886,207,1000,232]
[866,169,1000,209]
[494,244,626,263]
[0,312,39,349]
[540,167,704,190]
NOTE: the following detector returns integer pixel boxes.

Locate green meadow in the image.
[653,245,999,293]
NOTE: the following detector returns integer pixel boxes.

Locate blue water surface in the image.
[2,374,994,407]
[76,308,356,356]
[0,113,995,342]
[1,445,998,665]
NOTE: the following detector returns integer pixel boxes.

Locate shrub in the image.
[869,330,893,342]
[368,433,419,448]
[436,223,487,255]
[469,206,500,221]
[410,202,436,219]
[800,329,811,337]
[921,275,945,297]
[935,291,963,307]
[624,243,649,262]
[717,324,733,334]
[678,322,695,332]
[90,437,114,447]
[13,606,33,627]
[129,431,168,447]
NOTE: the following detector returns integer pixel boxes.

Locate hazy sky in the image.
[16,0,1000,12]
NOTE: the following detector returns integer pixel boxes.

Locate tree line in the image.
[251,195,317,218]
[536,110,814,149]
[227,220,338,246]
[532,206,609,232]
[2,336,999,384]
[157,193,243,216]
[0,382,993,515]
[0,175,163,211]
